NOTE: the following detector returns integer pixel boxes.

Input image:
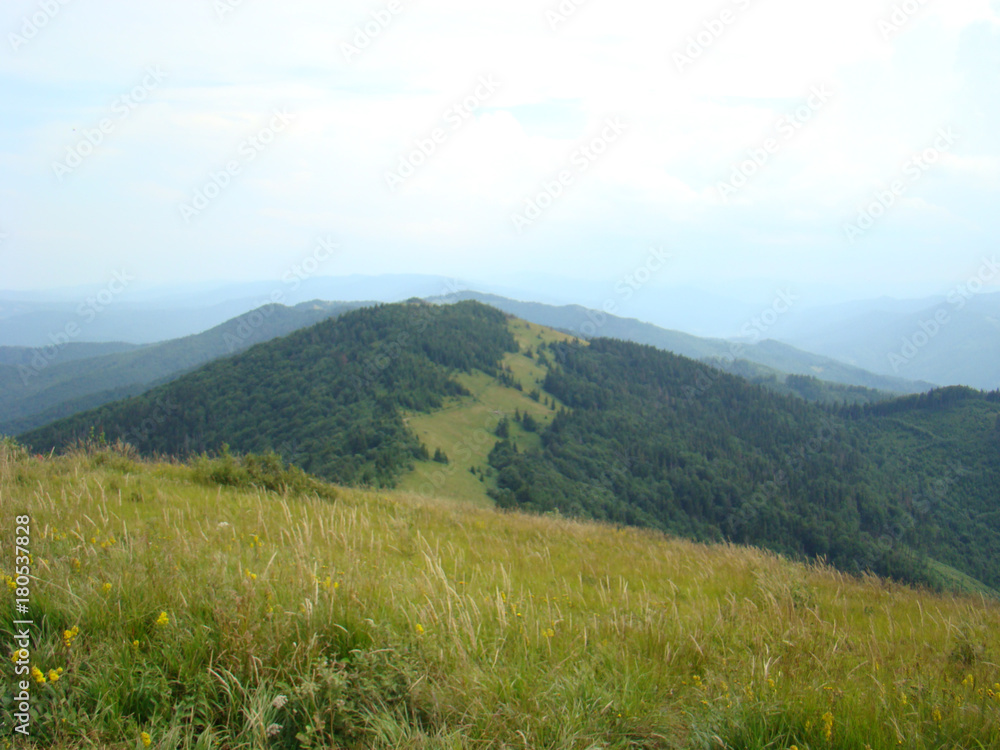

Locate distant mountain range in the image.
[0,275,467,346]
[5,274,996,389]
[1,293,935,437]
[773,292,1000,390]
[0,301,367,435]
[432,292,935,395]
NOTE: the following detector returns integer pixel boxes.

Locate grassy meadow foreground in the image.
[2,440,999,749]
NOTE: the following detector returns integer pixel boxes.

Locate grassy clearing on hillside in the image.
[2,440,1000,749]
[396,319,576,505]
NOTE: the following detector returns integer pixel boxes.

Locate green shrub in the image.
[191,446,337,500]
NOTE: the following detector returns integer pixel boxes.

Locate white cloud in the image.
[0,0,998,297]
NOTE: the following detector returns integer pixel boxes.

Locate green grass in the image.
[396,319,576,505]
[928,559,1000,599]
[2,438,1000,749]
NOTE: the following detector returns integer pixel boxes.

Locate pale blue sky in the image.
[1,0,998,301]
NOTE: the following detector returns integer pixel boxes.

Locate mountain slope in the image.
[705,356,899,405]
[0,341,142,365]
[394,317,577,505]
[19,302,1000,591]
[485,338,1000,589]
[20,301,518,486]
[5,441,999,748]
[0,300,367,435]
[0,296,289,347]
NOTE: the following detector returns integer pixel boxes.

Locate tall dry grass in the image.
[1,439,998,749]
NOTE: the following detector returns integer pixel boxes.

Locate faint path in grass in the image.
[395,318,581,505]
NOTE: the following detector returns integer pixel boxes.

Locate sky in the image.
[2,0,999,303]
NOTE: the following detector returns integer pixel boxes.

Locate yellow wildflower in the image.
[246,571,257,580]
[822,712,834,741]
[63,626,79,648]
[543,628,555,638]
[932,707,942,723]
[102,582,112,593]
[962,674,974,688]
[140,731,152,747]
[31,666,46,684]
[415,623,424,635]
[132,640,140,649]
[4,576,15,591]
[48,669,60,682]
[155,611,169,627]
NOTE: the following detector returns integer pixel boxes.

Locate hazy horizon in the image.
[3,1,999,302]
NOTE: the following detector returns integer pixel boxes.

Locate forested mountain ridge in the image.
[486,338,1000,590]
[17,301,1000,593]
[704,356,899,405]
[0,340,141,365]
[20,302,518,486]
[4,293,933,441]
[433,291,936,395]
